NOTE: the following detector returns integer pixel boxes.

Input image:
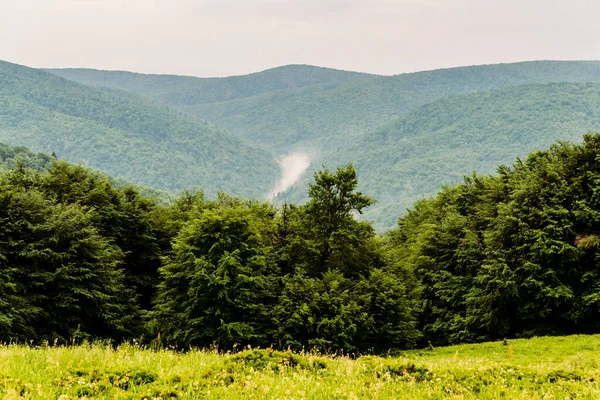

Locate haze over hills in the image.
[0,60,278,198]
[342,82,600,228]
[49,61,600,152]
[178,61,600,152]
[4,59,600,229]
[270,81,600,228]
[45,65,375,108]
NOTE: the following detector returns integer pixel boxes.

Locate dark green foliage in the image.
[388,133,600,345]
[304,164,376,277]
[39,161,166,312]
[0,159,168,342]
[271,264,421,352]
[0,169,140,341]
[355,267,422,351]
[8,131,600,352]
[0,236,27,339]
[153,200,281,348]
[269,165,420,352]
[154,165,421,352]
[274,270,367,351]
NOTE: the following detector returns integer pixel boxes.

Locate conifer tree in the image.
[41,161,163,312]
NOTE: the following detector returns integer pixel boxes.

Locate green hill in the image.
[0,142,171,203]
[46,61,600,229]
[49,61,600,152]
[46,64,374,107]
[0,60,278,198]
[0,142,54,171]
[279,82,600,230]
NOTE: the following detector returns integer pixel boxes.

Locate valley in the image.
[41,60,600,228]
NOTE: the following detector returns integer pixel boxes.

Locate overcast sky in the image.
[1,0,599,77]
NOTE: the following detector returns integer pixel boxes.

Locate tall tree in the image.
[0,176,141,342]
[40,161,163,312]
[273,164,421,351]
[153,201,280,348]
[298,164,378,278]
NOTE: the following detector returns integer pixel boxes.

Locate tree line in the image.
[2,134,600,351]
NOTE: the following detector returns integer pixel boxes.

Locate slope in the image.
[0,60,278,198]
[0,142,171,203]
[0,142,54,171]
[48,61,600,153]
[46,64,375,106]
[281,82,600,230]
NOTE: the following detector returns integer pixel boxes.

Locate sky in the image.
[1,0,599,77]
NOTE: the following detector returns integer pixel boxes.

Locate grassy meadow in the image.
[1,335,600,399]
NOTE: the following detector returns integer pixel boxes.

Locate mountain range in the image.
[2,59,600,229]
[0,60,278,198]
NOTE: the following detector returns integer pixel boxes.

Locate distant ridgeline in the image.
[0,60,279,199]
[276,81,600,229]
[45,60,600,230]
[2,136,600,350]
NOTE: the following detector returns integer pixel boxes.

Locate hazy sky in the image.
[1,0,599,77]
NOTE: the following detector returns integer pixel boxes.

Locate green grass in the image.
[1,335,600,399]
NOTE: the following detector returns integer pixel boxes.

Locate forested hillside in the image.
[49,61,600,152]
[46,61,600,230]
[0,143,171,202]
[282,82,600,229]
[0,142,53,170]
[2,135,600,351]
[350,82,600,228]
[181,60,600,152]
[0,60,278,197]
[46,64,374,106]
